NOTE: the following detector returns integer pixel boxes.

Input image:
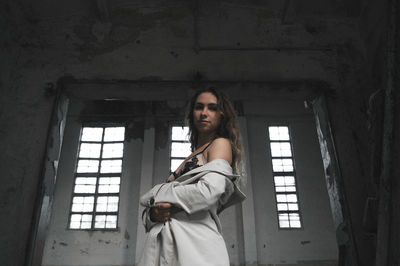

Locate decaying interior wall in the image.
[0,0,398,265]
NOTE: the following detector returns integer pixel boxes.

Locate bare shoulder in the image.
[206,137,232,164]
[211,137,231,148]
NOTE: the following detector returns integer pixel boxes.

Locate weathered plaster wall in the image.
[1,0,395,265]
[356,0,399,265]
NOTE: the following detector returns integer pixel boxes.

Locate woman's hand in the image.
[150,202,173,222]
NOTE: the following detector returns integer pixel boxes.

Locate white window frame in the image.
[169,125,191,173]
[68,124,125,230]
[267,125,303,229]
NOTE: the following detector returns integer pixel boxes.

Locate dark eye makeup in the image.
[194,103,218,111]
[194,104,203,110]
[208,104,218,111]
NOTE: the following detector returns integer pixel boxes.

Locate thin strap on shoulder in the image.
[199,138,216,154]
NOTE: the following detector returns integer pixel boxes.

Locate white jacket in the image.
[138,159,246,266]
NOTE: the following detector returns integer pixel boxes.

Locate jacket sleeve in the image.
[141,207,158,232]
[153,171,227,214]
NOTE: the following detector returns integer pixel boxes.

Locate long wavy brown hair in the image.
[186,87,242,174]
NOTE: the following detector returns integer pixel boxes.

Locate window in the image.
[268,126,302,229]
[170,126,191,172]
[68,126,125,230]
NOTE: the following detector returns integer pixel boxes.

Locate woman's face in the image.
[193,92,222,135]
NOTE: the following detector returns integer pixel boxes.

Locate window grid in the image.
[268,126,302,229]
[68,126,125,230]
[170,126,191,173]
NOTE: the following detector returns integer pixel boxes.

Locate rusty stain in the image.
[59,242,68,246]
[301,240,311,245]
[170,51,179,58]
[124,230,130,240]
[126,121,145,141]
[80,248,89,255]
[98,239,111,244]
[73,7,184,60]
[155,120,170,150]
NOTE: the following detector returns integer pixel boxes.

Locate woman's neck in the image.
[196,133,216,149]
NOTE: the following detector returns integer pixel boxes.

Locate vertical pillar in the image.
[238,117,258,265]
[135,118,155,264]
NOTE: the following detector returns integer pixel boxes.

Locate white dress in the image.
[138,159,245,266]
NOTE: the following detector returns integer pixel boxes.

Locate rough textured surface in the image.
[0,0,398,265]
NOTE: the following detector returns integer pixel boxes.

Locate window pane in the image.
[94,215,106,228]
[274,176,285,186]
[81,214,92,229]
[291,221,301,228]
[106,215,117,228]
[172,126,189,141]
[71,196,94,212]
[276,186,296,192]
[96,196,119,212]
[269,126,290,141]
[100,160,122,173]
[76,177,97,185]
[171,142,191,158]
[171,159,184,172]
[71,125,124,230]
[77,160,99,173]
[287,194,298,202]
[276,194,287,203]
[104,127,125,142]
[275,186,287,192]
[268,125,301,229]
[270,142,292,157]
[277,203,288,211]
[81,127,103,142]
[272,159,293,172]
[285,176,295,185]
[289,213,301,228]
[102,143,124,158]
[285,186,296,192]
[278,213,290,228]
[69,214,93,229]
[98,177,120,193]
[79,143,101,158]
[94,215,117,229]
[74,177,97,193]
[70,214,82,229]
[274,176,297,192]
[70,214,82,222]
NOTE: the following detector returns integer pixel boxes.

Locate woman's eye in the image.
[208,106,217,111]
[194,105,203,110]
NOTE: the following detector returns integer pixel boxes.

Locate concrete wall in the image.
[40,96,337,266]
[0,0,397,265]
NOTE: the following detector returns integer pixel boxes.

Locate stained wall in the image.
[0,0,397,265]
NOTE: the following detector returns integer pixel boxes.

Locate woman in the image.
[139,88,245,266]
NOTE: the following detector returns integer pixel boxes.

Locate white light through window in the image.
[268,126,302,229]
[170,126,191,172]
[69,125,125,230]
